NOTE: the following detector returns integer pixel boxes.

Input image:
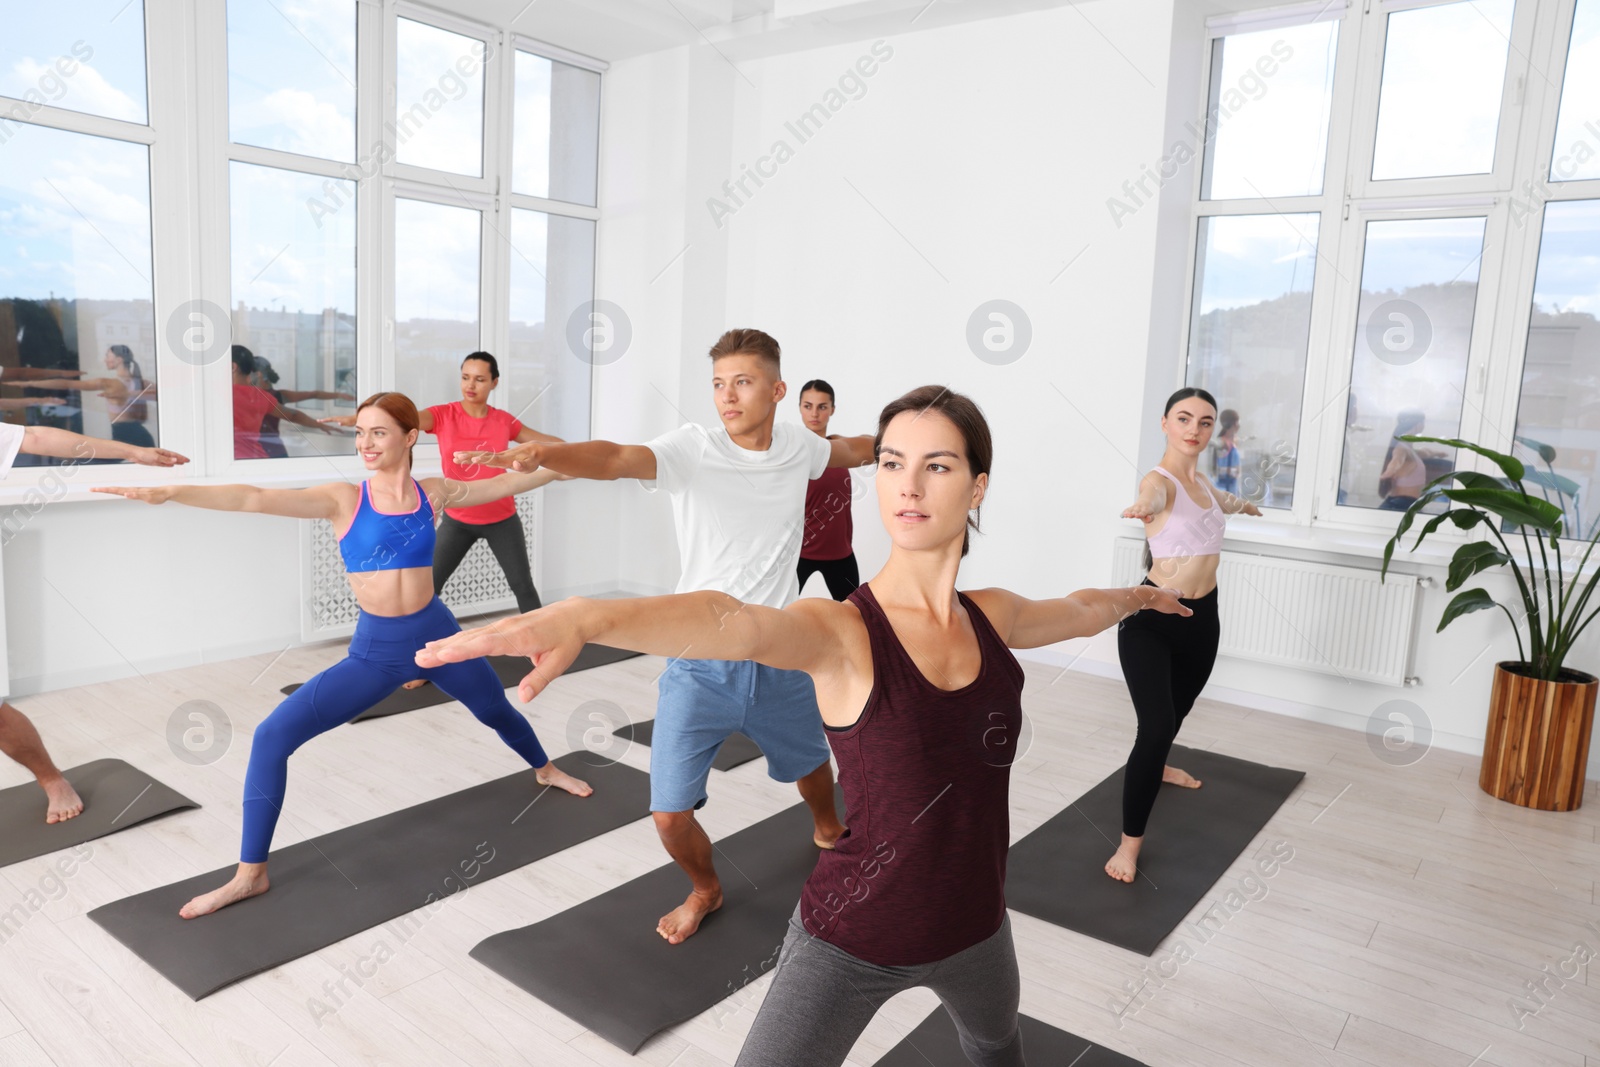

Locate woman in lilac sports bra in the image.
[93,391,589,919]
[1109,387,1261,884]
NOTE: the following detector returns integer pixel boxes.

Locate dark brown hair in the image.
[874,385,992,558]
[356,391,420,465]
[708,328,781,375]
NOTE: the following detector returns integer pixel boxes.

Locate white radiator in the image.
[1112,537,1422,687]
[301,493,543,641]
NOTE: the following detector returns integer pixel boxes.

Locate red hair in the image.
[356,392,420,465]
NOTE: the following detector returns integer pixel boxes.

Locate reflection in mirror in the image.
[0,125,156,465]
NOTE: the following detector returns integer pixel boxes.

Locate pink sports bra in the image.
[1145,466,1225,559]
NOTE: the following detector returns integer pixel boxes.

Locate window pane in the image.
[1185,213,1319,509]
[1202,20,1338,200]
[514,51,600,206]
[508,209,594,442]
[1550,0,1600,183]
[228,0,356,163]
[230,162,356,460]
[1371,0,1513,180]
[1512,200,1600,541]
[395,18,484,178]
[0,124,157,465]
[0,3,148,124]
[395,198,480,406]
[1337,217,1486,511]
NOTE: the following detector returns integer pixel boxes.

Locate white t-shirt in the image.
[641,422,832,609]
[0,423,24,477]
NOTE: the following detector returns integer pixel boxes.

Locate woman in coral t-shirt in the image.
[326,351,562,614]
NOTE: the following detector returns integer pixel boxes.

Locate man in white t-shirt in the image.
[0,420,189,823]
[456,328,875,943]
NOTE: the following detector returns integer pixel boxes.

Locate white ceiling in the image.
[435,0,1093,65]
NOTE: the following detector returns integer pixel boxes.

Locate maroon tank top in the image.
[799,582,1026,966]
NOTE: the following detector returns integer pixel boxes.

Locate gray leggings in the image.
[735,909,1025,1067]
[432,513,541,614]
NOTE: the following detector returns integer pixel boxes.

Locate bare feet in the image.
[1105,834,1142,883]
[1163,765,1202,788]
[180,865,270,918]
[813,820,845,850]
[658,887,723,944]
[536,763,593,797]
[41,775,84,824]
[402,679,428,690]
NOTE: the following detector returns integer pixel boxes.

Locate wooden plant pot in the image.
[1480,662,1597,811]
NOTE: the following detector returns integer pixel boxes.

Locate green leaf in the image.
[1514,435,1558,464]
[1402,435,1525,482]
[1447,541,1511,592]
[1451,470,1505,491]
[1439,487,1563,532]
[1438,588,1500,631]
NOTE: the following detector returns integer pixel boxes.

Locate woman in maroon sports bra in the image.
[418,385,1188,1067]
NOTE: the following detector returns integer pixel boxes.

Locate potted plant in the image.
[1382,434,1598,811]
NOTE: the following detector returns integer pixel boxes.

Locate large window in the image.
[227,0,358,460]
[0,2,604,477]
[0,7,158,465]
[1182,0,1597,542]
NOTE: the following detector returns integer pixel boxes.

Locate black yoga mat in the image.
[613,718,765,771]
[878,1008,1147,1066]
[279,644,642,721]
[88,753,650,999]
[471,791,838,1053]
[0,759,198,868]
[1006,744,1304,956]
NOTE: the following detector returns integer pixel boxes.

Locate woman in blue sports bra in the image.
[1111,387,1260,885]
[94,391,587,919]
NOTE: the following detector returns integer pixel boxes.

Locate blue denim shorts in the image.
[649,658,832,812]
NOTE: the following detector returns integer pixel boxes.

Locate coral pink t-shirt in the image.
[232,384,277,460]
[427,402,524,524]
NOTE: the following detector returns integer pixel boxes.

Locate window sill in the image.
[0,461,448,508]
[1123,515,1597,575]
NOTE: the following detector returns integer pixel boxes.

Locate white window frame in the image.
[1178,0,1600,560]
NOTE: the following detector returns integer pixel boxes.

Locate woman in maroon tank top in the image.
[419,385,1188,1067]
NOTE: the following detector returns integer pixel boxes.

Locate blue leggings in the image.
[240,597,549,863]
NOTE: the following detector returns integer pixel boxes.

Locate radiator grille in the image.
[1112,537,1421,686]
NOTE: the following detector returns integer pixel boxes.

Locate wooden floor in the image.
[2,635,1597,1067]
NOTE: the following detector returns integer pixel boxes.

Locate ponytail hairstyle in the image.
[1144,386,1220,573]
[356,391,421,467]
[108,344,148,420]
[873,385,992,558]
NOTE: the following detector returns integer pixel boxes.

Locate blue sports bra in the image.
[338,479,436,573]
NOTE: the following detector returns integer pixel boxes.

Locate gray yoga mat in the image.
[613,718,765,771]
[279,644,642,721]
[878,1008,1147,1066]
[471,791,839,1053]
[88,753,650,999]
[1006,744,1304,956]
[0,759,198,868]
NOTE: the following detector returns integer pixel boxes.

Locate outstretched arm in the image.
[24,426,188,467]
[275,389,356,403]
[430,467,568,510]
[92,481,347,519]
[273,403,338,434]
[455,439,657,480]
[1123,470,1168,523]
[967,585,1190,650]
[1201,474,1262,516]
[513,425,564,445]
[827,434,876,469]
[416,591,846,702]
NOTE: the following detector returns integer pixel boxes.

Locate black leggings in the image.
[797,553,860,601]
[1116,578,1220,838]
[433,513,542,614]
